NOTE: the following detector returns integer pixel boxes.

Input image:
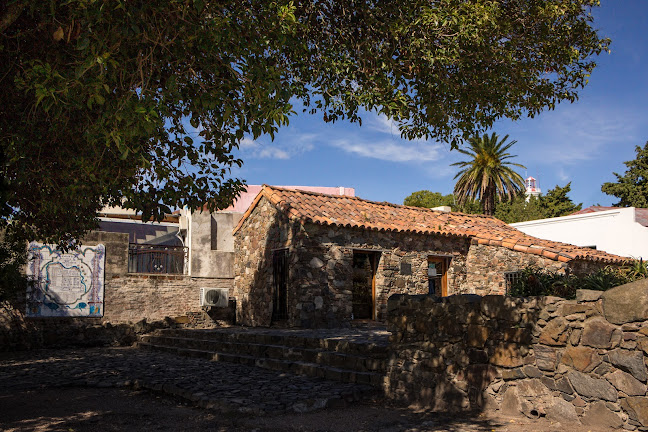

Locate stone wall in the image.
[1,231,234,350]
[293,223,471,327]
[83,231,234,323]
[464,243,570,295]
[384,280,648,430]
[104,274,233,322]
[234,196,297,326]
[234,200,613,327]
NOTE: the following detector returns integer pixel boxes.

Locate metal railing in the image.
[128,244,187,274]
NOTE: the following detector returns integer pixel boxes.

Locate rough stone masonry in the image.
[384,279,648,431]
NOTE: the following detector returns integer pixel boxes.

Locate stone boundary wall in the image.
[384,280,648,430]
[104,274,233,323]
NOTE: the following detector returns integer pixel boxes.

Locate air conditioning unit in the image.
[200,287,229,307]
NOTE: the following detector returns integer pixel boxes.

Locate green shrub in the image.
[508,260,647,299]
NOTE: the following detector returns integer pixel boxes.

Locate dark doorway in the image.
[272,249,288,322]
[352,251,380,320]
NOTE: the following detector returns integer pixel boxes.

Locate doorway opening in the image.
[427,256,449,297]
[272,249,288,322]
[352,251,380,320]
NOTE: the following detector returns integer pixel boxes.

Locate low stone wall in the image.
[0,304,177,350]
[104,274,233,323]
[384,280,648,430]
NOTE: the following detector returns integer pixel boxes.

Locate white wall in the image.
[185,210,242,278]
[511,208,647,260]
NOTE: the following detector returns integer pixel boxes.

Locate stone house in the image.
[233,186,627,328]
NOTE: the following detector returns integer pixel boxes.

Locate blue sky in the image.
[231,1,648,208]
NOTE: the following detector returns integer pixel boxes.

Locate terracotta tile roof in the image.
[571,206,648,228]
[570,206,617,215]
[234,186,628,264]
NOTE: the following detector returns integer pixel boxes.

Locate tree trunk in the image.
[482,185,496,216]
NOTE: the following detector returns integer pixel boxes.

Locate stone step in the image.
[139,334,386,372]
[154,328,389,357]
[137,341,384,387]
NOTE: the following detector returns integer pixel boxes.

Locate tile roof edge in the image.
[472,236,628,264]
[237,186,630,265]
[232,184,272,235]
[263,185,499,219]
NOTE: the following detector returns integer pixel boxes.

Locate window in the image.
[128,244,187,274]
[504,271,522,294]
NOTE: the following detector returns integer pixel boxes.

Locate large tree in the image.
[601,142,648,208]
[452,133,526,216]
[1,0,609,244]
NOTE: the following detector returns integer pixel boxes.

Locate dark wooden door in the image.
[272,249,288,322]
[352,251,379,320]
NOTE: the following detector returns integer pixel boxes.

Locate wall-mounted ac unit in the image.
[200,287,229,307]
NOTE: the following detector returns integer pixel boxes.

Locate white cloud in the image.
[238,133,315,160]
[527,104,640,165]
[556,167,569,182]
[330,138,443,162]
[366,113,400,135]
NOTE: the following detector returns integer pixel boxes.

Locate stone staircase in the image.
[137,327,389,388]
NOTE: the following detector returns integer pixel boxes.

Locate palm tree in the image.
[452,133,526,216]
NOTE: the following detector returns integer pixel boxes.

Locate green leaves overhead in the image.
[0,0,608,244]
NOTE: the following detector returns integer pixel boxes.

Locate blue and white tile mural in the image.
[26,242,105,317]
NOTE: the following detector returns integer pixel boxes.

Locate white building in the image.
[511,206,648,260]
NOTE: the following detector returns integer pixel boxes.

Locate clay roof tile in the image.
[234,186,629,264]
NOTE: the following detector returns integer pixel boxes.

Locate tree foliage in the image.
[494,183,582,223]
[452,133,526,216]
[494,195,545,223]
[404,191,455,209]
[0,0,609,244]
[601,142,648,208]
[541,182,582,217]
[403,190,481,213]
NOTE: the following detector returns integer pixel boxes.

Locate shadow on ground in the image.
[0,386,595,432]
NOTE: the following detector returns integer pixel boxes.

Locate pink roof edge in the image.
[223,185,356,213]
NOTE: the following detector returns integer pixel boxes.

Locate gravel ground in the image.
[0,348,612,432]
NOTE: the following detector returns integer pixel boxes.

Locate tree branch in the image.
[0,2,25,34]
